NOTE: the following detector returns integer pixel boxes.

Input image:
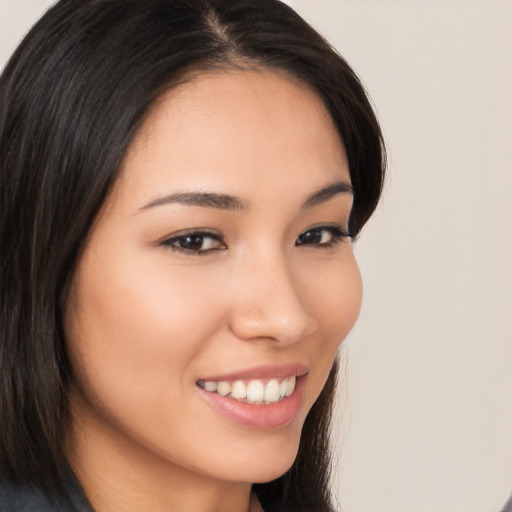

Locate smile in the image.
[197,376,296,405]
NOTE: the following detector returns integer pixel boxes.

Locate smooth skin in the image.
[64,69,363,512]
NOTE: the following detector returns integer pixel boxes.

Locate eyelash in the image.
[160,225,351,256]
[295,225,351,248]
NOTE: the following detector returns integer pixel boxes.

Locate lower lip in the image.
[197,376,306,429]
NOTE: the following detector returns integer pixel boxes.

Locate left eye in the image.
[295,226,350,247]
[161,231,225,254]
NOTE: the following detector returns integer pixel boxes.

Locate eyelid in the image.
[301,222,349,234]
[158,228,221,242]
[300,223,351,236]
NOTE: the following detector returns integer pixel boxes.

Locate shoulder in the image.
[0,478,92,512]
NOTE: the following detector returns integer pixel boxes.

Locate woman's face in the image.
[64,70,362,486]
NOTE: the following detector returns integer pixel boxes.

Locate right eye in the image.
[160,231,226,255]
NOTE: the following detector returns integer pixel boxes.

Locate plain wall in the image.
[1,1,511,511]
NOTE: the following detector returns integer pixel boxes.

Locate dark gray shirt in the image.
[0,476,93,512]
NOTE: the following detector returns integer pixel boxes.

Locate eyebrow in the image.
[302,181,353,208]
[138,180,353,213]
[139,192,249,212]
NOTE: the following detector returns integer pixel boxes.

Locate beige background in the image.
[1,1,511,511]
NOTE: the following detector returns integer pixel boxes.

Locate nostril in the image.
[228,301,317,345]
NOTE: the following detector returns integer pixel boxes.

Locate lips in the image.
[196,364,308,428]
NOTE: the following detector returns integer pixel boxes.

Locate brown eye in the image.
[295,226,350,247]
[161,231,225,254]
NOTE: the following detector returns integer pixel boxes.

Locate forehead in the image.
[114,69,349,209]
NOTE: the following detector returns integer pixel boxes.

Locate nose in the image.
[227,252,318,346]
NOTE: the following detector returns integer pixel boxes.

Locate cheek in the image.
[307,252,362,342]
[64,251,226,410]
[301,253,362,398]
[64,255,237,470]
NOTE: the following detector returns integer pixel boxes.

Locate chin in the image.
[249,456,297,484]
[220,433,302,484]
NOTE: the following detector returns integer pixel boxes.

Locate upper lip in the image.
[198,363,310,382]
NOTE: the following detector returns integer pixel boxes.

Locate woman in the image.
[0,0,385,511]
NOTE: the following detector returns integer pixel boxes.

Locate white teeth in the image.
[279,379,287,399]
[199,376,297,404]
[204,381,217,392]
[247,380,265,402]
[217,381,231,396]
[285,376,296,397]
[231,380,246,399]
[264,379,280,402]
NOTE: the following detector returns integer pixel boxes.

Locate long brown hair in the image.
[0,1,385,510]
